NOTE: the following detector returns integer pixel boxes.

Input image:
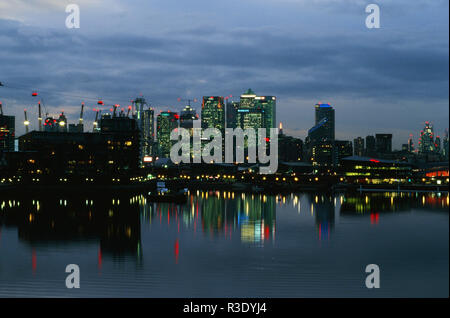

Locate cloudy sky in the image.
[0,0,448,148]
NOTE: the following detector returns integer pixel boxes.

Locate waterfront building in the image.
[16,116,140,177]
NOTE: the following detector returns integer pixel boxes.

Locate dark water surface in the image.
[0,191,448,297]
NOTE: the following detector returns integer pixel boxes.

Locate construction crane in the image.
[177,97,198,106]
[113,104,119,118]
[38,101,42,131]
[79,102,85,126]
[24,109,30,133]
[93,108,101,132]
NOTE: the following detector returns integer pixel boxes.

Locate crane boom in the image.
[79,102,85,125]
[24,109,29,133]
[38,101,42,131]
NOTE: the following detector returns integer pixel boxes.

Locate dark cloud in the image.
[0,0,448,147]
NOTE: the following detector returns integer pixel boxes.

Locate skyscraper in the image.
[226,100,239,129]
[141,108,155,161]
[180,105,199,160]
[201,96,225,132]
[180,105,198,130]
[419,122,436,154]
[235,89,276,136]
[442,129,449,160]
[365,135,376,156]
[407,134,415,152]
[375,134,392,154]
[314,103,335,141]
[306,103,335,166]
[157,111,179,158]
[353,137,365,156]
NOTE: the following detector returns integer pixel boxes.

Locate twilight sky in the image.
[0,0,448,149]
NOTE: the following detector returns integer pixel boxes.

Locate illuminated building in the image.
[340,156,413,184]
[57,113,68,133]
[141,108,155,163]
[180,105,198,130]
[226,100,239,128]
[354,137,365,156]
[419,122,435,154]
[132,97,154,165]
[236,89,276,136]
[180,105,199,159]
[335,140,353,165]
[201,96,225,132]
[0,113,15,152]
[17,117,140,177]
[157,111,179,158]
[313,103,335,141]
[435,135,441,154]
[44,117,58,132]
[407,134,414,152]
[443,129,449,160]
[305,103,336,166]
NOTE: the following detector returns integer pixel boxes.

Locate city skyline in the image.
[0,0,448,148]
[1,89,448,153]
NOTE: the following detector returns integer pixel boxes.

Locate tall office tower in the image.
[226,100,239,128]
[314,103,335,141]
[180,105,198,130]
[353,137,365,156]
[156,111,179,158]
[131,96,154,164]
[236,89,276,135]
[133,97,147,129]
[375,134,392,154]
[419,121,435,154]
[365,135,376,156]
[305,103,335,166]
[142,108,155,162]
[0,113,15,152]
[180,105,199,160]
[57,112,68,132]
[442,129,449,160]
[256,95,276,136]
[201,96,225,132]
[407,134,414,152]
[434,135,441,154]
[442,129,449,159]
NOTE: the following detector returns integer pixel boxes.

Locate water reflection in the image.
[0,191,448,261]
[0,195,143,265]
[139,191,277,245]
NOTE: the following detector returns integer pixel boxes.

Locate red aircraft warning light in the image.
[32,91,38,96]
